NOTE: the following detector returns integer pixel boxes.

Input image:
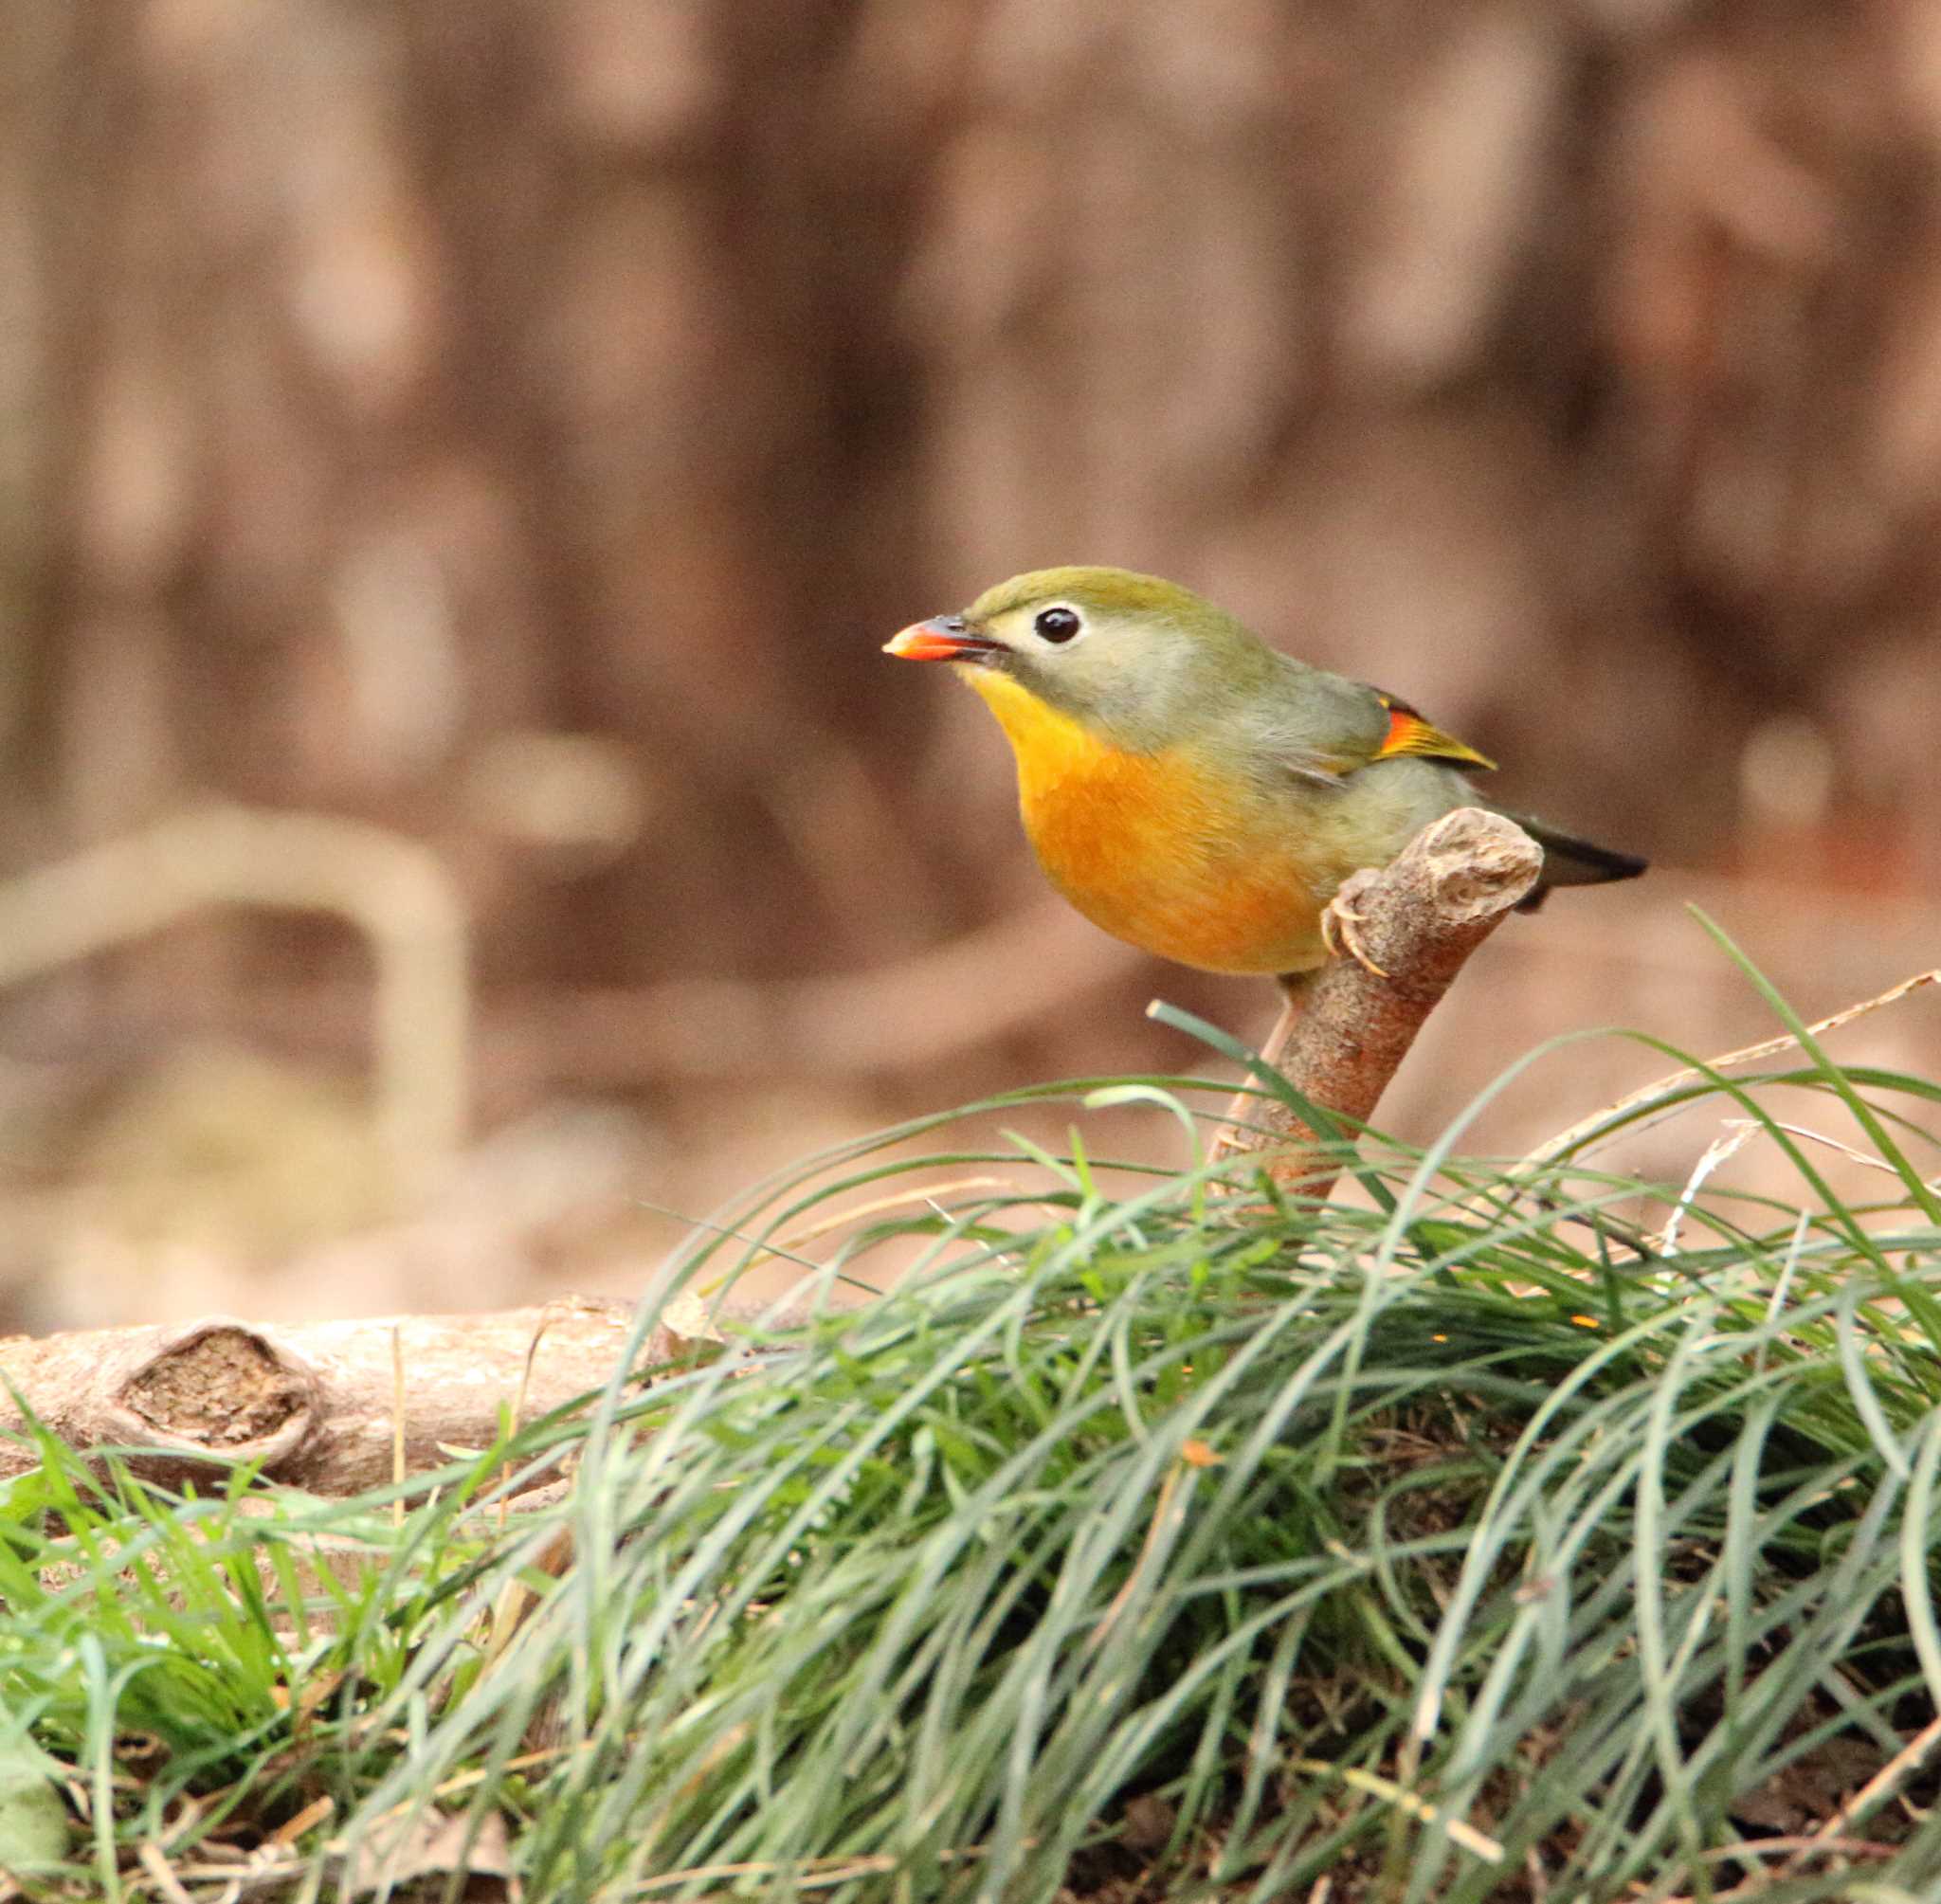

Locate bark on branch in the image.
[1211,807,1543,1196]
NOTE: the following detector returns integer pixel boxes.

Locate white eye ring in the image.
[1033,605,1084,645]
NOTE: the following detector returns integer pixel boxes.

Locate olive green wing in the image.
[1234,658,1497,785]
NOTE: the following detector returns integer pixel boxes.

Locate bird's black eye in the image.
[1034,606,1082,644]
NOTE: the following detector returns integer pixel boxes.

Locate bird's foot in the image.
[1320,878,1388,978]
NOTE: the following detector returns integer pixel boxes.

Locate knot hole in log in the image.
[103,1320,323,1473]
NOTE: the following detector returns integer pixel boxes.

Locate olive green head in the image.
[886,565,1279,751]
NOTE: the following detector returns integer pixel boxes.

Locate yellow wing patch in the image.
[1371,693,1497,772]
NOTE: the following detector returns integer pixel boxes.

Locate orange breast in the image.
[968,673,1327,975]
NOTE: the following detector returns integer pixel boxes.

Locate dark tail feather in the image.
[1506,813,1648,913]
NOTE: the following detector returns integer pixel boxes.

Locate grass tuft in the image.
[7,959,1941,1901]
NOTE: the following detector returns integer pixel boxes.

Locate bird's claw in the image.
[1320,885,1388,978]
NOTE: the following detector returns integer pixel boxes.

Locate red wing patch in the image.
[1370,691,1497,771]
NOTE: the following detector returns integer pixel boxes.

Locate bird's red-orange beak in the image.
[882,616,1003,663]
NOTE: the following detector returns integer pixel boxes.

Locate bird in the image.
[883,566,1644,979]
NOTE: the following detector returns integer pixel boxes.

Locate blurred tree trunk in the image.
[6,0,1941,1108]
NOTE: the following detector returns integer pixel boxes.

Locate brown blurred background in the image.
[3,0,1939,1333]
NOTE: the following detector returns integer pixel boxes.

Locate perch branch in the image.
[1211,807,1543,1196]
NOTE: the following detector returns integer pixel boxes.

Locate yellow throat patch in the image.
[965,670,1126,804]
